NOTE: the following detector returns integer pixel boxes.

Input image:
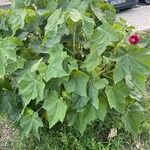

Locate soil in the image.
[0,114,20,149]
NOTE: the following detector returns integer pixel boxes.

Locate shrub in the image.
[0,0,149,138]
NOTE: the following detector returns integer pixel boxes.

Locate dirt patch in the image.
[0,114,20,149]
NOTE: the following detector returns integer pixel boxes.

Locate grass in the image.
[0,110,149,150]
[24,124,149,150]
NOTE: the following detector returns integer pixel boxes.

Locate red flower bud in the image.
[128,33,140,45]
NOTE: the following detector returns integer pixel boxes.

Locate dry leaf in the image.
[108,128,117,140]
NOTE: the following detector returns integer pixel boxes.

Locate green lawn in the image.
[0,106,150,150]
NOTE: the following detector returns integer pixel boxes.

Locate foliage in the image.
[0,0,150,138]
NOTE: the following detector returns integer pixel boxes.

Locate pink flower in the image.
[128,33,140,45]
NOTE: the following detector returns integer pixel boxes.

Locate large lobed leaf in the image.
[111,47,150,92]
[17,70,45,107]
[39,44,68,82]
[64,70,89,97]
[20,111,43,138]
[0,37,21,78]
[105,81,129,113]
[43,91,68,128]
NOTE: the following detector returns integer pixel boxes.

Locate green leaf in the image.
[0,37,19,78]
[81,52,101,72]
[97,98,108,121]
[29,58,43,73]
[131,72,146,93]
[68,102,107,134]
[58,24,69,36]
[37,0,57,17]
[91,5,106,22]
[20,112,43,138]
[12,0,32,8]
[68,106,97,135]
[78,106,97,134]
[43,91,68,128]
[25,9,37,24]
[122,104,144,134]
[43,34,61,48]
[72,94,89,110]
[44,9,61,41]
[63,57,78,74]
[64,70,89,97]
[91,23,119,55]
[67,0,92,13]
[34,0,49,9]
[112,47,150,92]
[39,45,68,82]
[69,9,82,22]
[78,0,93,13]
[0,11,8,31]
[67,0,93,13]
[9,9,27,35]
[17,70,45,104]
[105,81,129,113]
[67,0,81,10]
[88,78,108,109]
[6,56,25,74]
[91,5,116,24]
[82,15,95,39]
[0,90,22,121]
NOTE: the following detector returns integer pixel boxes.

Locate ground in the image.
[0,114,20,150]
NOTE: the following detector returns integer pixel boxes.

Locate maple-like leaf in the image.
[43,91,68,128]
[20,112,43,138]
[0,37,20,78]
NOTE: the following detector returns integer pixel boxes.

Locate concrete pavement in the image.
[0,0,11,9]
[118,5,150,32]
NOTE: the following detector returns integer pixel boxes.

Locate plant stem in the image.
[64,46,74,56]
[94,69,106,79]
[102,74,113,80]
[73,24,77,54]
[103,70,113,76]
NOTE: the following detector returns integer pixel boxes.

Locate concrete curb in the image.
[0,1,11,9]
[0,4,11,9]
